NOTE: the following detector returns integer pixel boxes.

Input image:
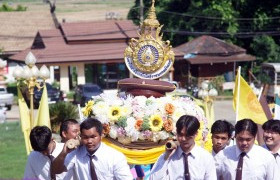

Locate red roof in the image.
[10,20,184,64]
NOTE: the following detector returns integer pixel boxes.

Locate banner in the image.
[17,87,32,154]
[34,84,51,128]
[233,69,267,125]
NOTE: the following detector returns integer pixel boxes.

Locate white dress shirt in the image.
[215,144,279,180]
[149,145,217,180]
[262,144,280,170]
[23,141,64,180]
[64,142,133,180]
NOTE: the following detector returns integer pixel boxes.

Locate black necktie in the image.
[88,154,98,180]
[183,153,191,180]
[236,152,246,180]
[47,155,56,180]
[273,153,278,159]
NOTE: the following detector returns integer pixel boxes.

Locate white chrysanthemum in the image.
[172,108,185,122]
[124,117,139,141]
[95,114,109,124]
[109,125,118,139]
[121,106,132,117]
[133,96,147,107]
[158,131,170,140]
[93,101,109,116]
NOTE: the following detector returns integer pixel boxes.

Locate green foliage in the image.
[128,0,280,78]
[51,80,60,89]
[116,116,127,128]
[0,122,26,179]
[141,115,150,131]
[0,3,27,11]
[49,102,79,132]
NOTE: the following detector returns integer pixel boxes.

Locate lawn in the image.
[0,122,27,179]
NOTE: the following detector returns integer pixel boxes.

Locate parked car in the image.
[0,86,14,110]
[0,107,7,123]
[73,84,103,106]
[23,83,64,109]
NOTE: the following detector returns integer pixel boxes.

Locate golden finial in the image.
[143,0,160,28]
[124,0,175,79]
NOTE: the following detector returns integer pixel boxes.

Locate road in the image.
[6,100,236,125]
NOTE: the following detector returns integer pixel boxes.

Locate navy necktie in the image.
[183,153,191,180]
[236,152,246,180]
[88,154,98,180]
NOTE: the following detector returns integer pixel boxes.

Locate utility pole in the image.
[140,0,144,22]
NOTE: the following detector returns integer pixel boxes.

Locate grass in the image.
[0,122,27,179]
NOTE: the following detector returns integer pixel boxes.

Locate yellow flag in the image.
[233,71,267,124]
[34,84,51,128]
[17,86,32,154]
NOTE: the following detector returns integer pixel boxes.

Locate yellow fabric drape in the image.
[17,86,32,154]
[102,138,165,165]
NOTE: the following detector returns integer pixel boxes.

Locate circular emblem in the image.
[124,39,174,79]
[133,40,164,73]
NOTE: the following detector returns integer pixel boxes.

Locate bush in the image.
[49,102,79,133]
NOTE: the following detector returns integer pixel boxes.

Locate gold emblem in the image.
[124,0,175,79]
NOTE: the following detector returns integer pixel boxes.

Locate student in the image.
[24,125,63,180]
[60,119,80,143]
[215,119,279,180]
[262,120,280,169]
[52,117,133,179]
[58,119,80,179]
[211,120,234,156]
[149,115,217,180]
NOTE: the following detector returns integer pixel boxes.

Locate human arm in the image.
[149,154,170,180]
[52,142,74,174]
[113,153,133,180]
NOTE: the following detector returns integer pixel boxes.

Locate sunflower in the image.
[149,114,163,132]
[108,106,121,122]
[82,100,94,117]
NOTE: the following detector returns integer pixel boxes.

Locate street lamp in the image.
[12,52,50,127]
[0,58,7,84]
[198,80,218,128]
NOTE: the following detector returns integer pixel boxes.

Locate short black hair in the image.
[211,120,234,138]
[235,119,258,137]
[80,118,103,136]
[176,115,200,136]
[30,126,52,151]
[262,120,280,134]
[59,119,79,138]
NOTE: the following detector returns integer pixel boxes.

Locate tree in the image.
[128,0,280,76]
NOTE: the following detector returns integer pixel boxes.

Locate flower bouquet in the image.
[82,93,210,150]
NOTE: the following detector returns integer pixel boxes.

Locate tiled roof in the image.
[10,20,184,64]
[174,35,255,64]
[0,8,55,54]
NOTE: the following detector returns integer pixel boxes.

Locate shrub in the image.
[49,102,79,132]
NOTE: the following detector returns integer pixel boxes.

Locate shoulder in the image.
[251,145,272,157]
[193,146,213,158]
[27,151,46,160]
[215,145,235,160]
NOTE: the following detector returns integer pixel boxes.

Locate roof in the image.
[174,35,255,64]
[10,20,184,64]
[262,63,280,72]
[0,7,55,54]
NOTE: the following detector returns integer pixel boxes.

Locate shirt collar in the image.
[235,145,254,159]
[81,142,103,159]
[177,144,198,159]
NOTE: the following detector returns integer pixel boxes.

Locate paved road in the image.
[214,100,236,125]
[7,100,237,125]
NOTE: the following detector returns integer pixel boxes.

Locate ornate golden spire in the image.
[124,0,174,79]
[143,0,160,28]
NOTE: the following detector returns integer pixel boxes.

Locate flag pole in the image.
[258,86,264,101]
[235,66,241,123]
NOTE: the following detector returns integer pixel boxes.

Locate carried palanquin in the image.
[82,0,210,164]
